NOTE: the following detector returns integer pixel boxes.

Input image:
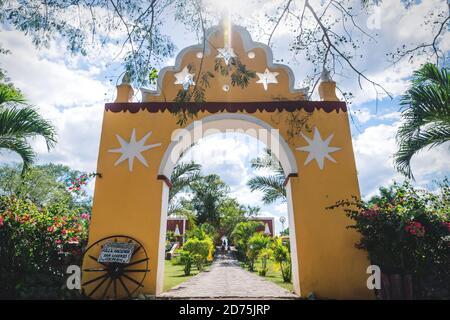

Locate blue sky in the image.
[0,0,449,234]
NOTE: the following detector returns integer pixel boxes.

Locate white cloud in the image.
[1,30,109,109]
[354,122,449,198]
[379,111,401,121]
[352,108,375,124]
[0,30,110,172]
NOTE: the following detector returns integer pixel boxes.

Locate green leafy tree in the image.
[394,63,450,179]
[0,163,92,210]
[187,223,217,245]
[280,227,289,236]
[247,148,286,204]
[2,0,447,97]
[219,198,259,238]
[0,0,177,86]
[168,161,201,215]
[190,174,229,228]
[0,79,56,172]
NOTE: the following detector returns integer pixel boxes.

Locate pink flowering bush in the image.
[0,196,90,298]
[405,221,426,237]
[67,172,98,193]
[0,173,95,298]
[328,180,450,298]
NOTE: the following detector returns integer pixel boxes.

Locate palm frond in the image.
[395,124,450,179]
[247,175,286,204]
[0,106,57,150]
[0,135,35,173]
[395,63,450,178]
[169,161,201,201]
[250,148,285,175]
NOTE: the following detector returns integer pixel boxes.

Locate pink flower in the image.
[47,226,55,232]
[405,221,425,237]
[362,209,378,219]
[55,239,62,245]
[0,215,4,227]
[80,213,90,220]
[61,229,68,235]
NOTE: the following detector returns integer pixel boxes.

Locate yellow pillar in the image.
[287,73,373,299]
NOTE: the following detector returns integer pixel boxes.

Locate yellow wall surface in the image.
[82,24,374,299]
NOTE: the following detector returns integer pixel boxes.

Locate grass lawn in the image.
[253,259,294,292]
[163,260,208,292]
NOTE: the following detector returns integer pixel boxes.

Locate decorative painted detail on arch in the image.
[216,46,237,65]
[256,68,279,91]
[296,127,341,170]
[108,129,162,172]
[173,66,195,90]
[140,25,309,102]
[105,101,347,114]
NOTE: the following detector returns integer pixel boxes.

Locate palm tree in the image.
[168,161,201,215]
[247,148,286,204]
[394,63,450,179]
[0,82,56,172]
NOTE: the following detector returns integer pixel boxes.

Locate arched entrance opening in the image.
[156,113,300,296]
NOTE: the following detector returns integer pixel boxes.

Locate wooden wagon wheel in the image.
[81,235,149,299]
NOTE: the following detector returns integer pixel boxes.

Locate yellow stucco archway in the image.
[82,23,374,299]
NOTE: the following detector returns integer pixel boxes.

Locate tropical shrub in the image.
[271,238,292,283]
[328,180,450,298]
[182,237,214,272]
[246,232,271,271]
[257,248,273,276]
[179,250,193,276]
[186,224,216,260]
[0,195,90,298]
[231,221,263,261]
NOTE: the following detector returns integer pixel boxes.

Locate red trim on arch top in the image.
[105,101,347,114]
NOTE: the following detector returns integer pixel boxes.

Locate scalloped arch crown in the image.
[141,24,308,102]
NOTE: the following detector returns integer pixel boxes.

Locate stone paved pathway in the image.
[159,252,299,299]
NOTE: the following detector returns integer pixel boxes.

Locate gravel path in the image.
[159,252,299,299]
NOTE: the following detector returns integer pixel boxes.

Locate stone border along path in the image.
[158,252,299,299]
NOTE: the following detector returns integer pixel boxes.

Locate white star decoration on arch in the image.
[216,46,236,65]
[174,66,195,90]
[256,68,279,91]
[296,127,341,170]
[108,129,161,172]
